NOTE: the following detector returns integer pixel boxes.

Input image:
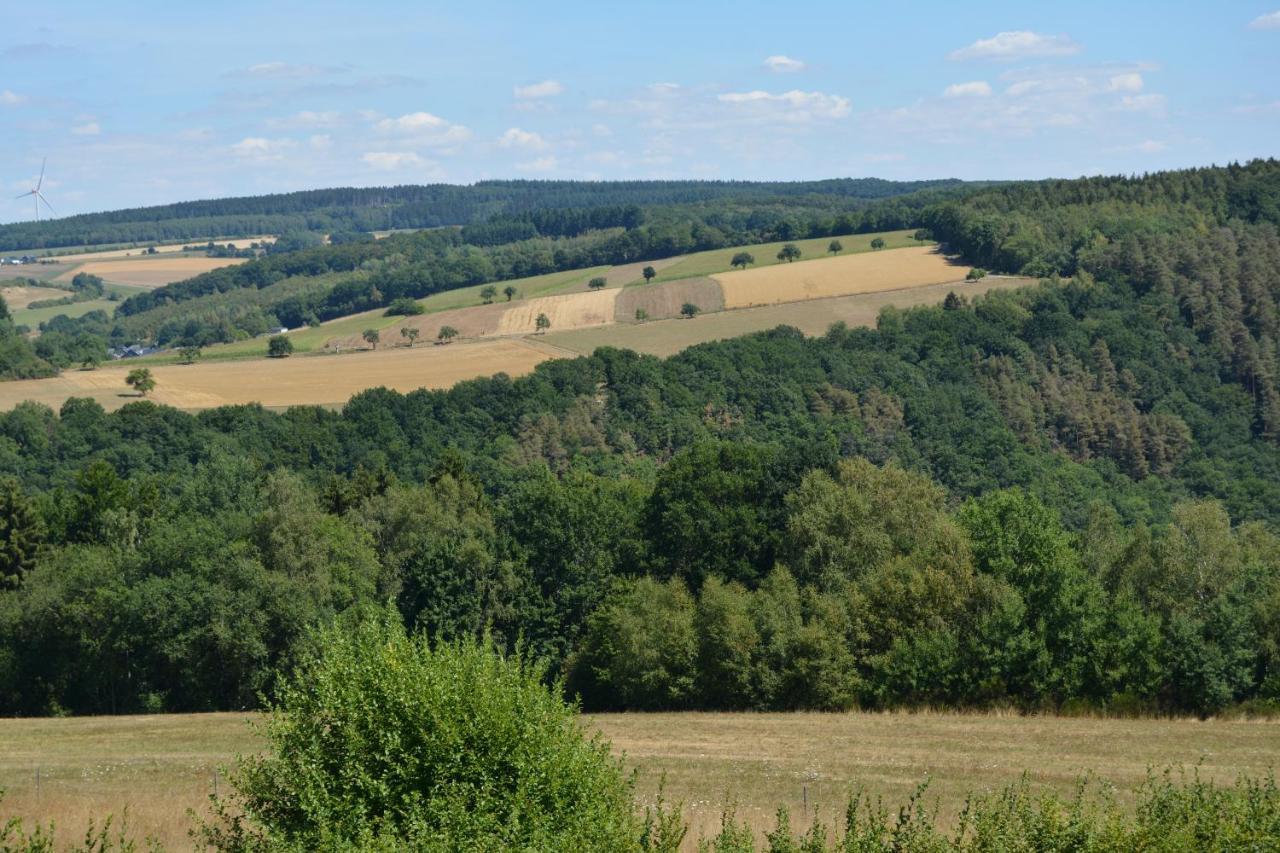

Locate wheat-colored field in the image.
[0,711,1274,852]
[546,277,1028,358]
[0,338,553,412]
[53,257,248,289]
[33,236,276,263]
[0,284,67,310]
[495,287,618,335]
[713,246,966,309]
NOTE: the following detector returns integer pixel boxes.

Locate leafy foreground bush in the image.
[198,610,649,852]
[699,771,1280,852]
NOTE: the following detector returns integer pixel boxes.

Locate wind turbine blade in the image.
[37,158,46,191]
[14,191,32,200]
[36,192,56,216]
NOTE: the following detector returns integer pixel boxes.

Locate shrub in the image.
[201,610,642,851]
[966,267,987,281]
[383,297,424,316]
[267,335,293,358]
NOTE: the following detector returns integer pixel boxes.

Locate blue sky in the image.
[1,1,1278,221]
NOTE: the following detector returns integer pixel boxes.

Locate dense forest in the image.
[0,177,965,252]
[2,160,1280,717]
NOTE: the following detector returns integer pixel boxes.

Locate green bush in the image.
[383,297,424,316]
[201,609,642,851]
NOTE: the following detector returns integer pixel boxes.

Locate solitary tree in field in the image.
[777,243,801,263]
[437,325,459,344]
[268,335,294,358]
[635,308,648,323]
[179,346,202,364]
[503,285,518,302]
[125,367,155,397]
[966,268,987,281]
[642,266,656,284]
[535,313,551,334]
[81,355,100,371]
[730,251,755,270]
[828,239,843,255]
[480,285,498,304]
[870,237,886,250]
[363,329,381,350]
[681,302,700,319]
[588,276,607,291]
[401,327,420,347]
[913,229,931,242]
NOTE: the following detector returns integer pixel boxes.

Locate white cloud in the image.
[361,151,425,170]
[717,89,851,121]
[1107,73,1144,93]
[230,137,297,160]
[1134,139,1167,153]
[242,61,331,78]
[272,110,341,128]
[763,55,806,73]
[943,81,992,98]
[71,121,101,136]
[1248,10,1280,29]
[309,134,333,150]
[0,89,26,106]
[517,156,558,172]
[1118,93,1166,114]
[374,111,471,148]
[865,153,907,163]
[514,80,563,99]
[499,127,548,149]
[591,123,613,137]
[949,31,1081,61]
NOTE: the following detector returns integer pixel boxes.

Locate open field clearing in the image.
[9,283,148,328]
[0,263,71,282]
[616,276,725,322]
[0,283,67,310]
[496,287,618,335]
[652,229,921,283]
[546,276,1029,357]
[53,257,249,289]
[714,245,966,309]
[0,337,553,412]
[12,236,276,262]
[0,711,1275,851]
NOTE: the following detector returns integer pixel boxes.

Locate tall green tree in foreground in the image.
[201,610,642,851]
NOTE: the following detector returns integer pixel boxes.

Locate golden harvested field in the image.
[0,338,553,412]
[547,276,1029,358]
[495,287,618,335]
[0,284,67,310]
[0,711,1275,852]
[37,236,275,262]
[713,245,966,309]
[53,257,248,288]
[616,276,724,322]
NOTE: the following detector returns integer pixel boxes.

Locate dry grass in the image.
[34,236,276,262]
[495,288,618,335]
[616,277,725,322]
[0,710,1275,852]
[53,257,249,289]
[0,284,68,310]
[546,276,1029,358]
[0,338,553,412]
[713,246,966,309]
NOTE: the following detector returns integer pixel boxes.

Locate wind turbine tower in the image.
[15,159,56,221]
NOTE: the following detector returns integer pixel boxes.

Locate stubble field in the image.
[0,711,1274,852]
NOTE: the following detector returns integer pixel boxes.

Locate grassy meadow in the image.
[648,229,923,283]
[0,711,1275,851]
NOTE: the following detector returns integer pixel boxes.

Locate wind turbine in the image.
[15,159,55,221]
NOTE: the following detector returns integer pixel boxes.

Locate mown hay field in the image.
[0,338,554,412]
[0,711,1275,852]
[546,276,1028,358]
[53,257,249,289]
[713,245,966,309]
[0,284,67,310]
[651,229,922,283]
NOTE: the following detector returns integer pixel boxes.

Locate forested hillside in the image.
[0,177,965,252]
[2,161,1279,717]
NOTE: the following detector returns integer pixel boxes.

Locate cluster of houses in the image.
[0,255,42,265]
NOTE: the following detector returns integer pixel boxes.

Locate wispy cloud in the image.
[1247,10,1280,29]
[0,89,26,106]
[499,127,548,149]
[514,80,563,99]
[71,121,101,136]
[763,55,806,73]
[230,137,297,160]
[943,81,992,98]
[235,61,341,79]
[373,111,471,148]
[361,151,426,170]
[949,31,1081,61]
[717,89,851,121]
